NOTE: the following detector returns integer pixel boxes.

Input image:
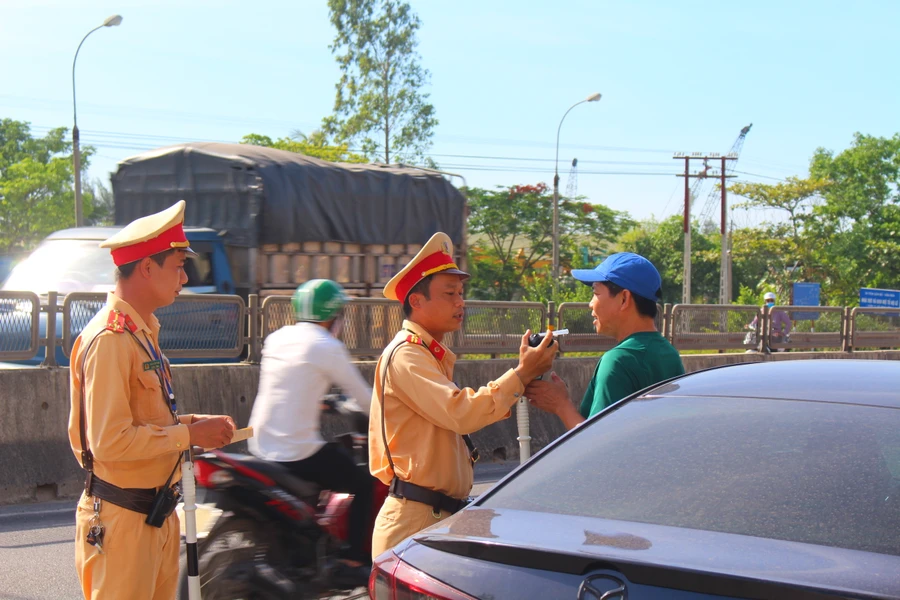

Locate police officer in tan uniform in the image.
[369,232,555,558]
[68,200,235,600]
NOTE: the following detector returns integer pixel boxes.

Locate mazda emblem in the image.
[577,573,627,600]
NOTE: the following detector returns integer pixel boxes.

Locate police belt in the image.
[389,478,467,515]
[87,474,181,517]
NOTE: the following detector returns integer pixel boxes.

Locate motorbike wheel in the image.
[178,516,366,600]
[322,589,369,600]
[179,517,289,600]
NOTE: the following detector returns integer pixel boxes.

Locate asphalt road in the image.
[0,502,79,600]
[0,462,519,600]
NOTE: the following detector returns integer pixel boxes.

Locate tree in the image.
[729,176,830,301]
[322,0,437,164]
[618,215,720,304]
[240,132,367,163]
[809,133,900,302]
[466,183,633,301]
[0,119,98,254]
[84,178,115,225]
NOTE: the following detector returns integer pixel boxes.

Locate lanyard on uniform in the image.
[129,330,177,415]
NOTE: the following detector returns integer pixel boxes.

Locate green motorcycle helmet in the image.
[292,279,349,322]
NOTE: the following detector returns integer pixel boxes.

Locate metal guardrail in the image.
[766,305,847,352]
[850,307,900,350]
[556,302,665,354]
[556,302,616,353]
[62,293,246,360]
[671,304,762,351]
[448,301,546,355]
[0,291,40,361]
[158,294,246,359]
[62,293,106,357]
[262,297,545,357]
[262,296,406,358]
[2,292,900,363]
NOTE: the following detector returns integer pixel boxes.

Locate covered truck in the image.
[111,142,467,298]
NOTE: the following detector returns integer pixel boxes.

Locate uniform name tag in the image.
[143,360,162,371]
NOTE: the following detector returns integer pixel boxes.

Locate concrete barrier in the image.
[1,350,899,505]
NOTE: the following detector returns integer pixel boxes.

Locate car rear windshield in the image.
[483,396,900,556]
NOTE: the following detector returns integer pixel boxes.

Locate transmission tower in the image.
[565,158,578,198]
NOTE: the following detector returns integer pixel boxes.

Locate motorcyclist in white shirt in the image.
[249,279,373,579]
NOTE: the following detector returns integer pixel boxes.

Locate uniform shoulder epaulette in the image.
[402,333,445,361]
[105,310,138,334]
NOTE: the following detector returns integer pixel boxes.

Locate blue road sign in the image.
[859,287,900,309]
[792,282,821,320]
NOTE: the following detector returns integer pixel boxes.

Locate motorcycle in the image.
[744,327,791,353]
[177,400,388,599]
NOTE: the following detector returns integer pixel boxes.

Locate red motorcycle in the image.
[178,427,388,600]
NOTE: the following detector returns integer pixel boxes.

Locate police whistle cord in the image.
[181,448,202,600]
[520,329,569,464]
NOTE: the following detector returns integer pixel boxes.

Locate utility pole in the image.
[674,152,736,304]
[718,156,731,305]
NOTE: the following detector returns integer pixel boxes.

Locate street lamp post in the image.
[72,14,122,227]
[552,92,601,300]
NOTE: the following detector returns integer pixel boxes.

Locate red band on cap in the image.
[110,223,190,266]
[395,251,458,302]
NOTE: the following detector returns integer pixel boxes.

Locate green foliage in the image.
[240,132,367,163]
[84,178,115,226]
[729,177,830,301]
[734,284,760,306]
[521,267,595,305]
[323,0,437,164]
[809,133,900,303]
[465,182,633,302]
[618,215,719,304]
[728,134,900,306]
[0,119,100,253]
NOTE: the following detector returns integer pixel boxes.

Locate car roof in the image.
[45,226,218,241]
[645,359,900,408]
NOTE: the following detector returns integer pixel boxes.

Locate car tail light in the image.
[369,551,477,600]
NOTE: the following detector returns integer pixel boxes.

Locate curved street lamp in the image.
[72,14,123,227]
[552,92,602,299]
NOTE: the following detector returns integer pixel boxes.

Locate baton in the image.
[519,329,568,463]
[181,448,201,600]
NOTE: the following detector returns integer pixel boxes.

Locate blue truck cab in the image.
[0,226,236,366]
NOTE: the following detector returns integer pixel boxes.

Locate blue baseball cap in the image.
[571,252,662,301]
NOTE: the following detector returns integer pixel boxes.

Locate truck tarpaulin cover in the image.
[112,143,465,248]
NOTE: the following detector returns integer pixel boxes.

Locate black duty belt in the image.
[389,478,467,515]
[88,475,180,517]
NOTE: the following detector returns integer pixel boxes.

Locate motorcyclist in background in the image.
[248,279,373,584]
[747,291,792,352]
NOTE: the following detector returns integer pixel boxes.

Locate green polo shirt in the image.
[580,331,685,418]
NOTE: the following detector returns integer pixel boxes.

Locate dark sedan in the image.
[370,360,900,600]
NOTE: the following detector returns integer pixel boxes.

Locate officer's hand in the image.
[191,414,236,430]
[514,329,556,385]
[188,416,235,449]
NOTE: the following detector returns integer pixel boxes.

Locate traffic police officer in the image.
[68,200,235,599]
[368,232,555,559]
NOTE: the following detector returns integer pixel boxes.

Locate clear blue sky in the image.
[3,0,898,227]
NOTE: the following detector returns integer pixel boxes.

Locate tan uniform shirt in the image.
[369,320,525,500]
[68,293,191,489]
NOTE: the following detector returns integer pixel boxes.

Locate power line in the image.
[24,124,797,183]
[30,124,682,166]
[732,170,787,181]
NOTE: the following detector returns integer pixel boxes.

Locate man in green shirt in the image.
[526,252,684,430]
